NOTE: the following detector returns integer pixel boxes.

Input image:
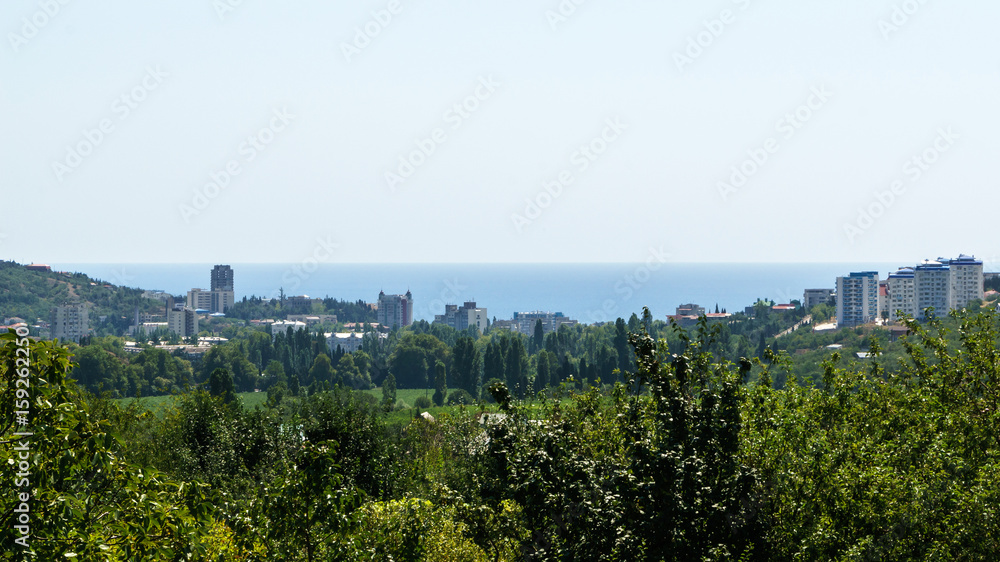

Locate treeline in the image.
[5,309,1000,559]
[67,304,819,399]
[225,295,376,324]
[70,326,384,398]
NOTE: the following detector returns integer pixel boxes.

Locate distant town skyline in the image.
[3,1,998,264]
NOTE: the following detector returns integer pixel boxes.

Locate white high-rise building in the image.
[377,290,413,328]
[914,261,951,320]
[886,268,916,322]
[949,254,984,309]
[836,271,879,327]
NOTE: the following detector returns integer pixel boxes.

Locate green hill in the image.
[0,260,164,336]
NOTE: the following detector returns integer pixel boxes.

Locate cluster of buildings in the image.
[834,254,985,327]
[184,265,235,314]
[377,291,579,337]
[434,301,489,333]
[129,265,235,338]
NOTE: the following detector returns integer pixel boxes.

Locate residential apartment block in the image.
[836,271,880,328]
[914,261,952,320]
[186,289,214,311]
[187,287,233,314]
[211,265,234,292]
[949,254,984,309]
[856,254,983,324]
[886,268,916,322]
[51,304,89,342]
[376,290,413,328]
[803,289,835,310]
[511,311,578,335]
[183,266,235,314]
[676,303,706,317]
[167,306,199,338]
[434,301,488,333]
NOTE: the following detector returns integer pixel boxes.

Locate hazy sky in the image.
[2,0,998,264]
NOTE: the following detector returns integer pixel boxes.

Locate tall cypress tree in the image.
[452,336,481,399]
[432,360,447,407]
[506,337,529,398]
[532,319,545,355]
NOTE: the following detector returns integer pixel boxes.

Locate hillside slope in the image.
[0,261,163,335]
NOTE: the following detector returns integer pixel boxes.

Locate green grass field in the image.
[114,387,509,426]
[116,391,269,416]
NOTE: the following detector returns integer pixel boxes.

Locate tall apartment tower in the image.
[376,290,413,328]
[209,265,235,314]
[886,268,916,322]
[211,265,234,291]
[949,254,984,309]
[51,304,89,342]
[914,261,951,320]
[836,271,879,328]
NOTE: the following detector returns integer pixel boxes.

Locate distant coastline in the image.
[51,262,909,324]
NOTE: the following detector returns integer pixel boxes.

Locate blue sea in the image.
[53,263,904,324]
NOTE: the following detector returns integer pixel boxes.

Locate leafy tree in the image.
[353,350,373,381]
[308,353,335,387]
[70,343,125,393]
[296,386,399,498]
[388,333,450,388]
[481,314,766,560]
[209,367,236,403]
[1,332,217,559]
[200,343,257,392]
[236,442,360,561]
[264,359,286,382]
[267,380,287,407]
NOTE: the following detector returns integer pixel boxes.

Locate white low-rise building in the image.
[326,331,387,353]
[271,320,308,338]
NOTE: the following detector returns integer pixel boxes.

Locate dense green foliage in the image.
[6,304,1000,560]
[224,295,376,324]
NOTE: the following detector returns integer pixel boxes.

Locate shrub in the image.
[447,388,475,406]
[413,395,432,409]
